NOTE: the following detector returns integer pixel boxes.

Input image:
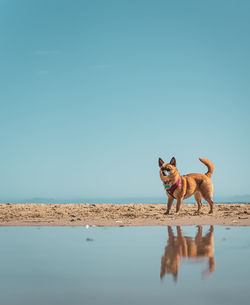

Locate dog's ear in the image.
[158,158,164,167]
[170,157,176,167]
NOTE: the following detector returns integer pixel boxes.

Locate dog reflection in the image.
[161,226,215,281]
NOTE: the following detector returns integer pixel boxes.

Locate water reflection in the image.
[161,226,215,281]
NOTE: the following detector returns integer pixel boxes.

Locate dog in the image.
[159,157,214,214]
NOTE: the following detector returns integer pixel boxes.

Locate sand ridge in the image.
[0,203,250,226]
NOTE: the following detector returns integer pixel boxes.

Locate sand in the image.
[0,203,250,226]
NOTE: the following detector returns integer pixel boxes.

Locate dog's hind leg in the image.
[200,181,214,214]
[194,192,203,213]
[201,193,214,214]
[207,198,214,214]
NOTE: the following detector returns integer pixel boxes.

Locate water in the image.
[1,195,250,204]
[0,226,250,305]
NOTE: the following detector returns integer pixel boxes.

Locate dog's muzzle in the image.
[162,169,170,177]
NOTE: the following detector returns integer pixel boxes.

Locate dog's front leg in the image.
[176,198,183,213]
[165,196,174,215]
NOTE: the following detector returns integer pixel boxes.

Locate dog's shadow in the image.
[160,226,215,282]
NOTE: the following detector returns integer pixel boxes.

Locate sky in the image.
[0,0,250,202]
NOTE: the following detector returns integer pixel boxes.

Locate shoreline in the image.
[0,203,250,226]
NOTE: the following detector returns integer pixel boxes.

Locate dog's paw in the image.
[194,210,201,215]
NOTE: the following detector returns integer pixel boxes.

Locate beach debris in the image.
[238,216,248,220]
[70,219,75,222]
[115,220,122,223]
[86,238,94,242]
[85,224,90,229]
[77,218,81,221]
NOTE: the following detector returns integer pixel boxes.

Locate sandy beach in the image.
[0,203,249,226]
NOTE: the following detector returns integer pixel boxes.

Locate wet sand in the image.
[0,203,250,226]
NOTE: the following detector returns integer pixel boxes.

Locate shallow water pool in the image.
[0,226,249,305]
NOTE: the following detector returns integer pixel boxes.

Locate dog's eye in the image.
[166,168,171,172]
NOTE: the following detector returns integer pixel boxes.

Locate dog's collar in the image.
[164,177,181,198]
[164,179,172,189]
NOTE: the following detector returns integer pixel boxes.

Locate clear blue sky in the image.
[0,0,249,201]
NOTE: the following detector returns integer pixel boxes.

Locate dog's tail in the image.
[199,158,214,179]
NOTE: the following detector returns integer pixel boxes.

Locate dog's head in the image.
[158,157,178,181]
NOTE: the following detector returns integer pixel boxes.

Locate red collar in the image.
[164,176,181,199]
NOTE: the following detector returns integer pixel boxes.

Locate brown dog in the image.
[159,157,214,214]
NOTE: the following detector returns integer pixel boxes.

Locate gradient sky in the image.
[0,0,250,201]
